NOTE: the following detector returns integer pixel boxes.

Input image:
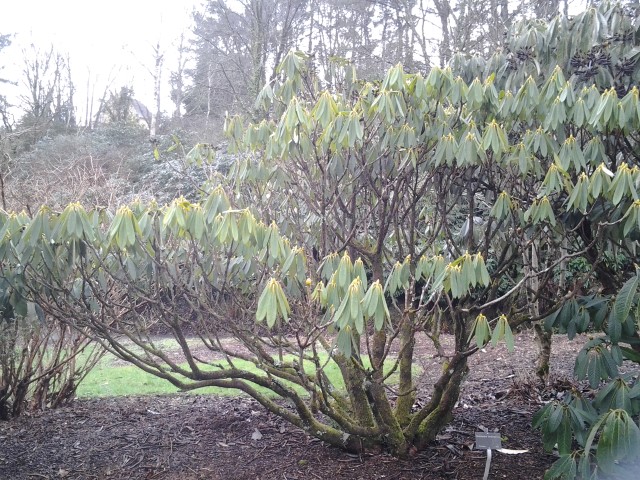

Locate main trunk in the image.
[416,358,467,447]
[394,313,416,426]
[534,323,552,382]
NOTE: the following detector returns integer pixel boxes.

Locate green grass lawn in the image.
[76,340,415,399]
[77,360,229,397]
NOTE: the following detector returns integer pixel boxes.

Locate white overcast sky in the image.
[0,0,200,122]
[1,0,592,124]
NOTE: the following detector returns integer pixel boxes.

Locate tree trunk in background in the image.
[528,240,552,382]
[171,34,186,120]
[250,0,267,119]
[148,41,164,139]
[64,54,75,128]
[307,0,314,52]
[533,0,560,18]
[434,0,452,66]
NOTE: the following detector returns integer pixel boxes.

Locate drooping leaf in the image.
[544,454,577,480]
[596,410,640,475]
[611,273,639,328]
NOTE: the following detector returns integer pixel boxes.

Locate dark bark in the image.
[534,323,552,382]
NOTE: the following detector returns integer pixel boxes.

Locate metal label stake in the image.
[475,432,502,480]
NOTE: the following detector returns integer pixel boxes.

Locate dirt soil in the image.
[0,332,593,480]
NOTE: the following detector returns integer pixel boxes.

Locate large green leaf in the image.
[544,454,577,480]
[594,378,633,413]
[491,315,514,352]
[468,314,491,349]
[596,410,640,475]
[612,273,639,327]
[535,402,575,454]
[575,342,619,388]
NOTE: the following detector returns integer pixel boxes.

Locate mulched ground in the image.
[0,333,594,479]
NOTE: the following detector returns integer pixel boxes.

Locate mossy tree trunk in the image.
[534,323,552,382]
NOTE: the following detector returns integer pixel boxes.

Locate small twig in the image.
[246,444,268,465]
[103,421,129,430]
